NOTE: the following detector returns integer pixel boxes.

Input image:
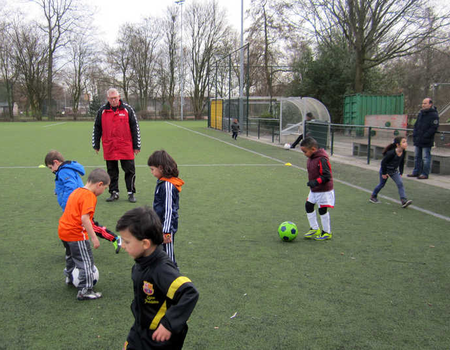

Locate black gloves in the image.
[307,180,319,188]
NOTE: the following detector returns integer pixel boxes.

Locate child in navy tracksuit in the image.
[45,150,122,253]
[147,150,184,268]
[370,136,412,208]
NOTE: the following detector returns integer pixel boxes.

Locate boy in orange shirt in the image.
[58,168,110,300]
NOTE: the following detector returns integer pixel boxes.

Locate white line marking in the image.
[166,122,450,223]
[43,122,67,128]
[0,164,284,170]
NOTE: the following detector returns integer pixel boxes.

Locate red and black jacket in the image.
[92,100,141,160]
[306,148,333,192]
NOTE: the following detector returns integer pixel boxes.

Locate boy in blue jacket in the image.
[45,150,121,253]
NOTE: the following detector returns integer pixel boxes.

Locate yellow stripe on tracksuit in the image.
[149,276,192,330]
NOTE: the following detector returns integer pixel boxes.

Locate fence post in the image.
[258,119,260,139]
[331,127,334,156]
[367,127,372,164]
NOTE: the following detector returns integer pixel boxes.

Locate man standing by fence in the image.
[407,98,439,180]
[92,88,141,202]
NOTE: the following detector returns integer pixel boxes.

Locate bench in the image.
[352,142,384,160]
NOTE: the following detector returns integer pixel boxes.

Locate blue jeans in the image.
[412,146,432,177]
[372,170,406,200]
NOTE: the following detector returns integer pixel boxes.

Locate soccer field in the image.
[1,120,449,349]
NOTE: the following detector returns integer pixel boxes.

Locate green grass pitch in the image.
[1,120,449,349]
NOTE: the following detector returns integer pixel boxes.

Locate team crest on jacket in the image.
[143,281,154,295]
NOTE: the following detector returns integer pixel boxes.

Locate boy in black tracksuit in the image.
[117,207,199,350]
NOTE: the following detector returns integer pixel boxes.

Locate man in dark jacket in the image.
[407,98,439,179]
[92,88,141,202]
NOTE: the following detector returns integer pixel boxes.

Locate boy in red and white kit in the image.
[300,137,335,240]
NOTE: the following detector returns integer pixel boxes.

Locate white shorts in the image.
[307,190,335,208]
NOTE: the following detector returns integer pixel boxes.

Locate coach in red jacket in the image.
[92,88,141,203]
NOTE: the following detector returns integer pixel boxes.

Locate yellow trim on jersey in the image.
[167,276,192,299]
[150,301,167,330]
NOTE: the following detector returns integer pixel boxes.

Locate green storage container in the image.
[343,94,404,125]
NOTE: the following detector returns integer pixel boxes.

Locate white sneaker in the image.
[77,288,102,300]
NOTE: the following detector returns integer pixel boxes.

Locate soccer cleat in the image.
[77,288,102,301]
[106,191,119,202]
[113,236,122,254]
[369,196,379,203]
[315,232,332,241]
[65,277,73,286]
[401,199,412,208]
[304,228,321,239]
[128,193,137,203]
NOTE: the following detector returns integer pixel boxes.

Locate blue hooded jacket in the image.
[54,161,85,210]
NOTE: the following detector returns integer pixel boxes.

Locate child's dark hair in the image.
[147,150,179,178]
[87,168,110,185]
[44,150,64,165]
[382,136,406,155]
[116,206,163,244]
[300,137,319,149]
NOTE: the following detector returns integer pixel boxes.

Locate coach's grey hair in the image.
[107,88,120,97]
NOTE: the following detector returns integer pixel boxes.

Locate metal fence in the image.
[239,120,450,173]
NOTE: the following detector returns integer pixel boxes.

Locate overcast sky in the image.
[4,0,249,45]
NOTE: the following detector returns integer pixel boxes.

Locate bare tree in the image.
[185,0,232,119]
[0,20,19,120]
[247,0,286,98]
[31,0,82,119]
[128,19,161,112]
[286,0,450,92]
[106,24,135,103]
[11,22,49,120]
[64,32,98,117]
[159,6,179,119]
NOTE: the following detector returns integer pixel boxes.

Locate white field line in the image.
[43,122,67,128]
[0,164,285,170]
[166,122,450,223]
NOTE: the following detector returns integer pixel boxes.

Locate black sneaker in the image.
[106,191,119,202]
[128,193,137,203]
[369,196,379,203]
[77,288,102,300]
[401,199,412,208]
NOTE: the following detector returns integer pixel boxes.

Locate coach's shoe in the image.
[106,191,119,202]
[315,232,332,241]
[406,173,418,177]
[113,236,122,254]
[418,175,428,179]
[128,193,137,203]
[304,228,321,239]
[369,196,379,203]
[401,198,412,208]
[77,288,102,301]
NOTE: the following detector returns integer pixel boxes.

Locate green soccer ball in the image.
[278,221,298,242]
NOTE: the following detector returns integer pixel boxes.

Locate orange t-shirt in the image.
[58,188,97,242]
